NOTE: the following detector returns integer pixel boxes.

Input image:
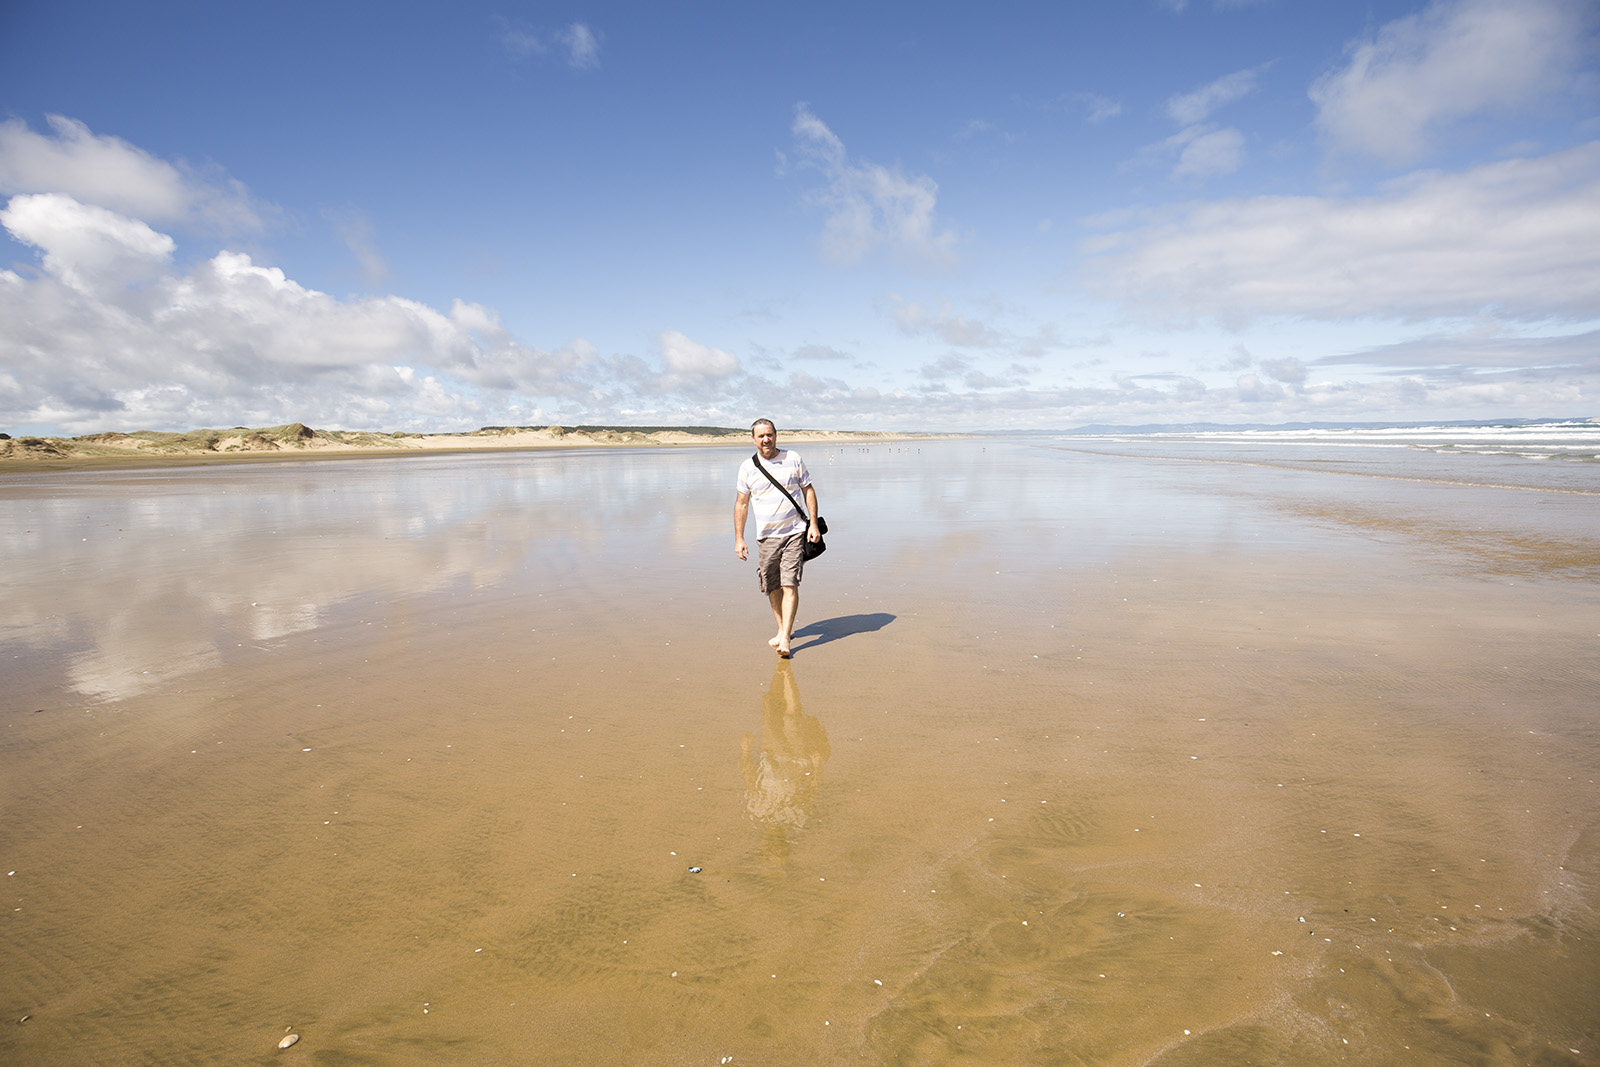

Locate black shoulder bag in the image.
[753,452,828,560]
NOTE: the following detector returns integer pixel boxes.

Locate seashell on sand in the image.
[278,1033,300,1049]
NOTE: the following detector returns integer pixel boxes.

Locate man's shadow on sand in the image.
[790,612,896,654]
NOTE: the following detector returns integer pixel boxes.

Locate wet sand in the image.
[2,441,1597,1065]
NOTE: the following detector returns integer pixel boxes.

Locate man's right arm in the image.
[734,490,750,560]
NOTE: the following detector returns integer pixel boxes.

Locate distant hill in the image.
[481,424,746,436]
[0,423,941,467]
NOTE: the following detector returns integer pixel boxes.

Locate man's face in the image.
[753,423,778,458]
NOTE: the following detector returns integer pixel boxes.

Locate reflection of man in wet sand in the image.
[733,419,821,658]
[740,661,830,869]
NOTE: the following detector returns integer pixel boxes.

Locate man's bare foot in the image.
[777,646,792,659]
[769,635,783,649]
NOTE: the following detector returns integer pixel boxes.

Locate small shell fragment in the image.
[688,866,702,874]
[278,1033,300,1049]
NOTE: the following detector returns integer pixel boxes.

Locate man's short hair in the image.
[751,418,776,434]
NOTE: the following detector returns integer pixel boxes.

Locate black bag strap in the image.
[752,452,811,526]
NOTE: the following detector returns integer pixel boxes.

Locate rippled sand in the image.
[2,442,1596,1065]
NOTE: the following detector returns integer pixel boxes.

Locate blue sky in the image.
[2,0,1597,434]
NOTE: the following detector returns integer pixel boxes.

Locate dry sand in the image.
[1,440,1596,1065]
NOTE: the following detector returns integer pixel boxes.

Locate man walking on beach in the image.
[734,419,821,659]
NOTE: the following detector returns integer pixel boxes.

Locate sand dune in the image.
[0,422,938,468]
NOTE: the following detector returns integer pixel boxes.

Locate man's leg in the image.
[762,533,804,654]
[768,588,785,648]
[776,585,799,655]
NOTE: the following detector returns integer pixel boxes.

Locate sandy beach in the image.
[2,437,1596,1065]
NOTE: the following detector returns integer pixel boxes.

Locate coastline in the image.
[0,423,953,473]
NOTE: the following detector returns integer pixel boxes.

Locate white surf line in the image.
[1039,444,1600,497]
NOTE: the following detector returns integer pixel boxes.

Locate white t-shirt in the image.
[737,449,813,541]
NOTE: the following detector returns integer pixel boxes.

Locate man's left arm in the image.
[803,483,820,542]
[734,489,751,560]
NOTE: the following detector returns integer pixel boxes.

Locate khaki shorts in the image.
[756,532,806,593]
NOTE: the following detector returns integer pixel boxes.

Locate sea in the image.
[1050,420,1600,494]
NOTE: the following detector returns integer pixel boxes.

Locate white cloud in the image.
[1260,356,1308,384]
[1037,92,1122,123]
[744,361,1592,429]
[0,194,615,431]
[1160,0,1273,14]
[920,355,970,381]
[1310,0,1593,164]
[1079,94,1123,124]
[1171,126,1246,179]
[912,354,1025,392]
[1317,327,1600,373]
[790,104,959,270]
[1086,141,1600,323]
[886,295,1105,359]
[2,193,174,296]
[497,18,547,58]
[1140,124,1247,180]
[323,207,390,288]
[1166,67,1264,126]
[562,23,601,70]
[1234,372,1287,401]
[656,329,741,386]
[497,18,601,70]
[1144,66,1262,179]
[793,344,854,362]
[0,115,265,232]
[889,295,1004,348]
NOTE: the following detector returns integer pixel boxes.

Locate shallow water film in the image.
[2,439,1597,1065]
